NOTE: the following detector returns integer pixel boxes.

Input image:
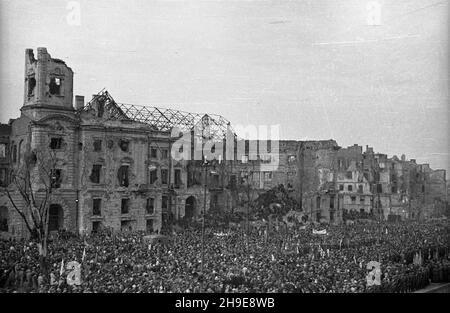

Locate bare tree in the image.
[1,147,58,280]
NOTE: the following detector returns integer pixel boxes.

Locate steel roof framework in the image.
[78,90,236,140]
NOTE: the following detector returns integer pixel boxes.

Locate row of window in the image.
[339,184,364,193]
[92,196,168,216]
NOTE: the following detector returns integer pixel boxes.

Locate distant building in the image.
[0,48,447,238]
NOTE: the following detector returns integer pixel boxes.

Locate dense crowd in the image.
[0,218,449,293]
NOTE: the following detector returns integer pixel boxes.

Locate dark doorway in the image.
[48,204,63,232]
[185,196,196,220]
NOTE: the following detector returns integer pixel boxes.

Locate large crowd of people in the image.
[0,215,449,293]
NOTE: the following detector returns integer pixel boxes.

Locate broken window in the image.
[50,138,63,150]
[93,198,101,216]
[161,169,168,185]
[93,140,102,152]
[27,76,36,96]
[117,165,129,187]
[90,164,102,184]
[50,169,62,189]
[119,140,129,152]
[174,169,181,188]
[150,169,158,184]
[151,147,157,158]
[348,185,353,192]
[391,186,397,193]
[146,198,155,215]
[121,198,129,214]
[49,77,61,95]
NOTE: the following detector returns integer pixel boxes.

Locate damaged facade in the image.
[0,48,448,238]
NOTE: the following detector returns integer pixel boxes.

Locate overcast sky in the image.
[0,0,448,172]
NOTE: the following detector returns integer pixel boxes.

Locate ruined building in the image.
[0,48,448,238]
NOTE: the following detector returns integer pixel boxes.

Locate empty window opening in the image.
[117,165,129,187]
[50,138,63,150]
[48,204,63,232]
[151,147,157,158]
[49,77,61,95]
[28,77,36,96]
[161,169,169,185]
[121,198,130,214]
[93,198,101,216]
[150,169,158,184]
[162,196,168,210]
[348,185,353,192]
[90,164,102,184]
[146,198,155,215]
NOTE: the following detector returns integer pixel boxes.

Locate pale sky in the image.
[0,0,449,172]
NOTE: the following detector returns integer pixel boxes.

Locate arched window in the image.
[0,206,9,232]
[117,165,129,187]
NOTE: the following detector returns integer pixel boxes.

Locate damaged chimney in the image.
[75,95,84,110]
